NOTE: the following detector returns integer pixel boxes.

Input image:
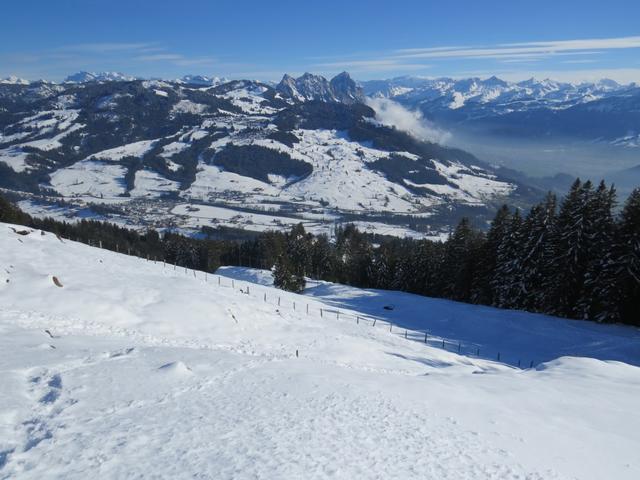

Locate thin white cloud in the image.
[136,54,184,62]
[394,36,640,61]
[314,59,429,73]
[57,42,159,53]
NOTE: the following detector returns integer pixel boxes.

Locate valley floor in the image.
[1,224,639,479]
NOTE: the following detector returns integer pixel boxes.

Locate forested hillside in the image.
[2,179,638,325]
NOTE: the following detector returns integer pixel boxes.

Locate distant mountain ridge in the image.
[361,75,640,143]
[64,71,139,83]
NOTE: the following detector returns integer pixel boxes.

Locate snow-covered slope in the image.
[1,223,640,479]
[0,76,526,239]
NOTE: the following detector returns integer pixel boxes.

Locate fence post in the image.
[293,302,296,311]
[278,297,281,306]
[405,330,408,339]
[357,316,359,324]
[193,270,196,278]
[320,308,323,318]
[530,360,534,369]
[372,319,376,326]
[497,352,501,362]
[218,276,221,286]
[205,272,207,282]
[247,286,250,295]
[518,359,521,368]
[458,342,461,353]
[306,304,309,315]
[116,244,119,253]
[442,339,445,349]
[389,323,392,332]
[264,293,266,302]
[424,332,428,343]
[336,311,339,320]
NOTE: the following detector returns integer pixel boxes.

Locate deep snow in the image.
[1,223,639,479]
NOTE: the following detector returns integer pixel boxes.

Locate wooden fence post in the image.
[405,330,408,339]
[442,339,445,348]
[424,332,428,343]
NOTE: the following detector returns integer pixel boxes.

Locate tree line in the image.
[1,178,638,326]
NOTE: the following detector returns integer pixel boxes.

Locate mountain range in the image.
[0,72,539,239]
[362,75,640,187]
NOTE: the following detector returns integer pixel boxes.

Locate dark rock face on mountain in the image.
[276,72,364,104]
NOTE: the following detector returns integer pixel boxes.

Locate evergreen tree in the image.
[273,254,305,293]
[618,188,640,325]
[286,223,311,277]
[439,218,484,301]
[578,181,620,322]
[519,193,557,312]
[549,179,594,317]
[472,204,510,304]
[492,209,524,308]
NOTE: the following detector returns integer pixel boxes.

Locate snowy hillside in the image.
[0,75,528,239]
[1,223,640,479]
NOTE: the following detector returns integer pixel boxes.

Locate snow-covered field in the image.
[1,223,639,479]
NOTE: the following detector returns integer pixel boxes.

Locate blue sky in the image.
[3,0,640,83]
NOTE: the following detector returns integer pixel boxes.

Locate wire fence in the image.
[81,237,538,369]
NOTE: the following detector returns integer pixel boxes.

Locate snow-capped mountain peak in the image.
[176,75,227,86]
[64,71,138,83]
[0,75,30,85]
